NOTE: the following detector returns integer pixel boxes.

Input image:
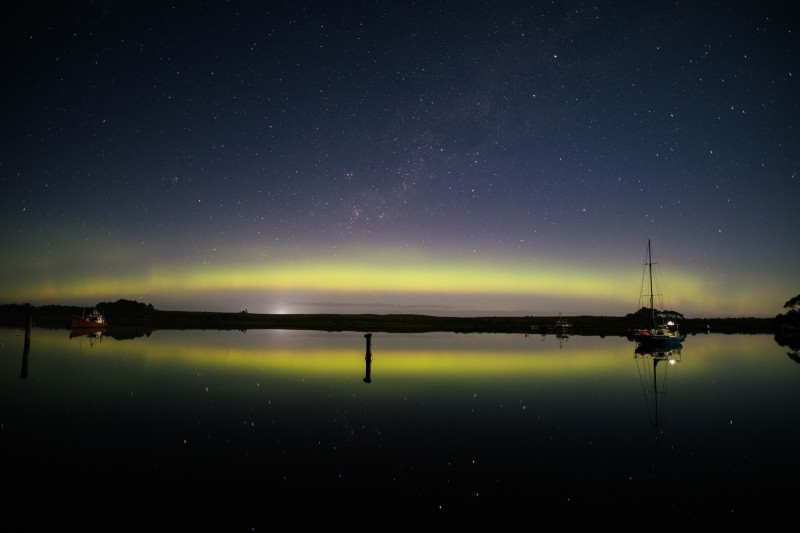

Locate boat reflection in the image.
[555,331,570,348]
[536,329,571,349]
[634,344,682,450]
[69,328,104,345]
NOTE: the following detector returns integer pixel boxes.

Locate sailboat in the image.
[633,240,685,348]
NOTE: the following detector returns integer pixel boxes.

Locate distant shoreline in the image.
[0,303,778,335]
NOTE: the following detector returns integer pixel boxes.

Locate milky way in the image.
[1,1,797,317]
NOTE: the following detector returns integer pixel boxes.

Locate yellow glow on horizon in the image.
[6,248,671,299]
[1,244,785,317]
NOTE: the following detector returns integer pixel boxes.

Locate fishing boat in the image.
[71,308,107,329]
[633,240,685,348]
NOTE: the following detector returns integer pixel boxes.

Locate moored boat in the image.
[72,308,107,329]
[531,313,573,335]
[633,240,685,348]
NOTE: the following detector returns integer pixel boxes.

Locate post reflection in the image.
[363,333,372,383]
[21,313,31,379]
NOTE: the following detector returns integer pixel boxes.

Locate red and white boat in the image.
[72,308,107,329]
[69,328,104,340]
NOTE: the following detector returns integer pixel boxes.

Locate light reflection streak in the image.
[25,328,634,376]
[11,329,777,380]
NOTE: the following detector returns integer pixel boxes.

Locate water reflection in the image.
[1,327,798,526]
[21,313,31,379]
[634,344,682,451]
[69,328,105,342]
[48,329,620,376]
[774,329,800,364]
[533,329,571,348]
[363,333,373,383]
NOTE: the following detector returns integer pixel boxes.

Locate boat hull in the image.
[634,332,684,348]
[71,308,106,329]
[71,317,107,329]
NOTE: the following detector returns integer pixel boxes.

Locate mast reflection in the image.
[634,344,682,450]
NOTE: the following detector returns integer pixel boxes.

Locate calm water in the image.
[1,327,796,529]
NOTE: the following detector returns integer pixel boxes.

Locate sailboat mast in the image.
[648,239,655,325]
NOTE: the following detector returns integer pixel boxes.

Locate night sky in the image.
[2,1,797,318]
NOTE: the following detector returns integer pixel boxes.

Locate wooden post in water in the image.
[21,312,31,379]
[363,333,372,383]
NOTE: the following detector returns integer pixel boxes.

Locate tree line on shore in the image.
[0,298,790,335]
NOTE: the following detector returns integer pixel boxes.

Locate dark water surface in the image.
[1,327,796,529]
